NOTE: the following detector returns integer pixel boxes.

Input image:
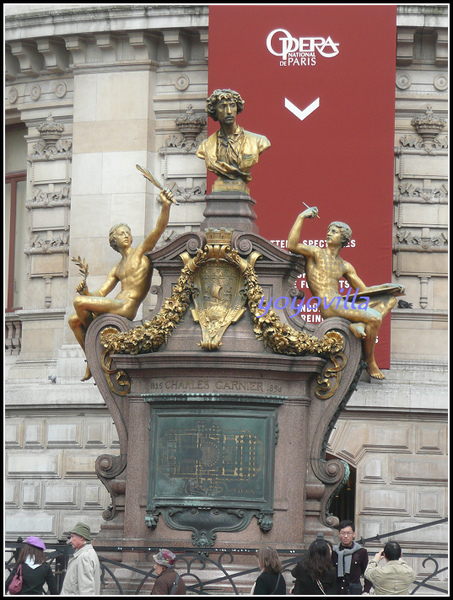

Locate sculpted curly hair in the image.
[205,89,245,121]
[109,223,131,253]
[328,221,352,248]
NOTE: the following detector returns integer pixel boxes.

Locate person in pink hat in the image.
[151,549,186,595]
[5,536,58,595]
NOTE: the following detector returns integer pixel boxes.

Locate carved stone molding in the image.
[24,113,72,289]
[399,106,447,155]
[26,185,71,209]
[395,229,448,251]
[28,114,72,161]
[95,453,127,521]
[396,182,448,204]
[157,106,207,203]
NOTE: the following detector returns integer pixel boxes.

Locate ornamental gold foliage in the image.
[100,249,344,357]
[100,263,196,354]
[242,262,344,357]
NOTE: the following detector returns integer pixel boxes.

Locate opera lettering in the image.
[266,28,340,66]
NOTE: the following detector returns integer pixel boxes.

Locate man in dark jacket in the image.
[332,520,372,594]
[151,549,186,595]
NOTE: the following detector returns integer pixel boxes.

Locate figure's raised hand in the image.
[160,188,178,206]
[301,206,318,219]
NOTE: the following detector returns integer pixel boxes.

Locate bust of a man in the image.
[196,89,271,193]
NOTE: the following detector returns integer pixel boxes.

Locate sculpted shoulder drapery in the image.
[196,89,270,193]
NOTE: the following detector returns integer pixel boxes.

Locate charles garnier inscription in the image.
[148,378,282,394]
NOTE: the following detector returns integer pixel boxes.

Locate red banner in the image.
[208,5,396,368]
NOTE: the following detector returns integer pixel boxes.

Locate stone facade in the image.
[5,3,447,587]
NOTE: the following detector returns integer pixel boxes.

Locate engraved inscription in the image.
[147,379,282,394]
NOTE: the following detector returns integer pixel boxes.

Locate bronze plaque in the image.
[144,394,283,546]
[156,416,264,500]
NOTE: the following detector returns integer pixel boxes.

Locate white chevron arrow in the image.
[285,97,320,122]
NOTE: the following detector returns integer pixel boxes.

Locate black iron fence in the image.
[5,518,448,595]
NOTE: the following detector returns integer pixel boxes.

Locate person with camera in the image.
[364,542,415,595]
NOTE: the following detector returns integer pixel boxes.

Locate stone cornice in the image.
[5,5,209,41]
[5,7,209,79]
[391,308,448,322]
[12,308,67,322]
[397,5,448,17]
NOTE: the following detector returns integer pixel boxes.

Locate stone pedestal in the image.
[85,214,364,557]
[201,192,258,233]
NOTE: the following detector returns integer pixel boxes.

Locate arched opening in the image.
[326,453,356,523]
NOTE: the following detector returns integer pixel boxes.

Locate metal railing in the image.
[5,518,448,595]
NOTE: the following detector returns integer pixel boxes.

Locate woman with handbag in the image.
[290,538,336,595]
[252,546,287,595]
[5,536,58,595]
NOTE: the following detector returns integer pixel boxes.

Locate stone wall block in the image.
[359,516,390,542]
[82,483,109,509]
[7,453,60,479]
[392,456,448,485]
[5,481,20,509]
[359,488,410,516]
[85,422,108,449]
[7,513,56,538]
[358,455,388,485]
[63,451,99,479]
[5,423,23,448]
[328,422,412,464]
[43,482,79,509]
[415,423,446,454]
[391,519,448,549]
[414,487,445,518]
[23,481,41,508]
[24,421,45,448]
[47,422,82,448]
[61,515,101,538]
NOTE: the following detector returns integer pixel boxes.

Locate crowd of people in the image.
[5,520,416,596]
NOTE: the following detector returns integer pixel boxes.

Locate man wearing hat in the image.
[61,523,101,595]
[151,549,186,595]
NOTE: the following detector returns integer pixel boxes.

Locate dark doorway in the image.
[326,453,356,523]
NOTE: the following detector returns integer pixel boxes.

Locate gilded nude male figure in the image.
[287,206,405,379]
[69,190,174,380]
[196,89,270,193]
